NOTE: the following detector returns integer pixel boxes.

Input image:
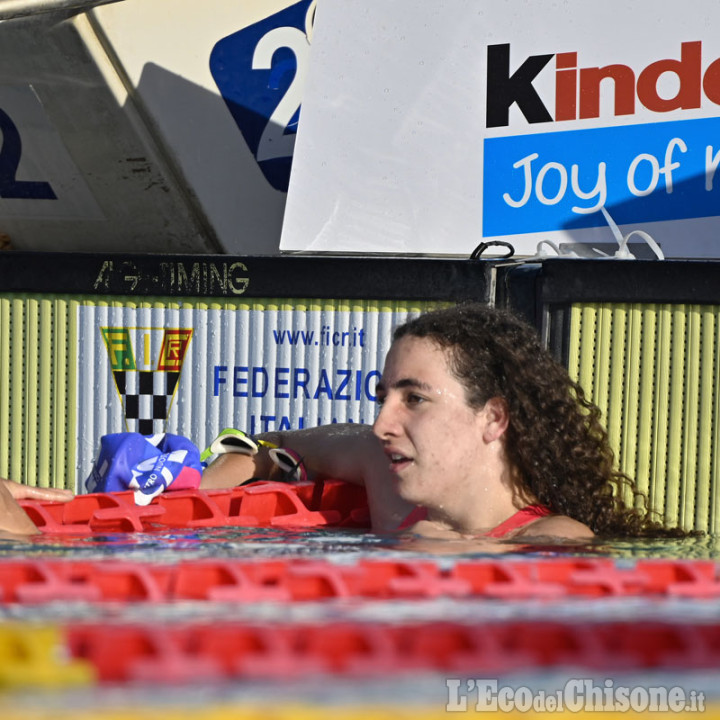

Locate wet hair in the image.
[393,303,681,538]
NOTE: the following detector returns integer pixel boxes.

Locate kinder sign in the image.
[486,42,720,127]
[281,0,720,258]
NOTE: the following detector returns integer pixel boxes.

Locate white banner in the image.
[74,300,431,488]
[281,0,720,258]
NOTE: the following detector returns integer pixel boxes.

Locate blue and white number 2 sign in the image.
[210,0,315,192]
[0,107,55,200]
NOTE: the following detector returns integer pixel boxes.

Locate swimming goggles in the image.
[201,428,307,483]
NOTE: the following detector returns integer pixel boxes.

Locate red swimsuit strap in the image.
[398,503,552,535]
[397,505,428,530]
[484,503,552,538]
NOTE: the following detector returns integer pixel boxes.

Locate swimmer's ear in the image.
[480,396,509,443]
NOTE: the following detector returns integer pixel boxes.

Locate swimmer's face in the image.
[373,336,502,510]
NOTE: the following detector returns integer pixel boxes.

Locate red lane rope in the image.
[1,557,719,603]
[56,619,720,680]
[18,480,370,534]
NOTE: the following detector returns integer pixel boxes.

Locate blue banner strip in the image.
[483,116,720,236]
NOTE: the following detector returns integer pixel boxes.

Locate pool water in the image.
[3,523,720,560]
[2,514,720,717]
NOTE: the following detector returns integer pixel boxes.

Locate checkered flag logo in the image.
[102,328,193,435]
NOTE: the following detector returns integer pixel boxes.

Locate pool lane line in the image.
[1,557,720,603]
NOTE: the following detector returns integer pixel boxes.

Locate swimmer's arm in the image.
[0,478,73,537]
[266,424,414,531]
[200,424,373,488]
[270,424,400,487]
[201,424,379,487]
[200,424,414,532]
[199,453,266,490]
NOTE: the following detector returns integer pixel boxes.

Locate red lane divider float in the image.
[59,619,720,680]
[2,558,720,604]
[5,619,719,686]
[18,480,371,534]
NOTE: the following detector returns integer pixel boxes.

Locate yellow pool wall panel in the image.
[0,295,78,490]
[567,302,720,534]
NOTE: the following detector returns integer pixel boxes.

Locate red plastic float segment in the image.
[399,622,488,672]
[66,624,222,683]
[204,479,368,528]
[200,488,262,526]
[189,624,306,678]
[18,491,165,534]
[634,559,720,598]
[172,560,353,602]
[593,621,720,669]
[291,622,400,675]
[295,479,370,519]
[153,489,252,528]
[350,560,473,599]
[59,492,136,523]
[452,559,720,599]
[491,621,615,670]
[241,482,342,527]
[53,561,171,602]
[86,563,171,602]
[17,500,92,535]
[0,561,100,604]
[451,561,565,599]
[232,626,325,678]
[126,630,224,684]
[174,560,356,602]
[528,558,649,597]
[88,503,167,533]
[171,561,290,602]
[0,560,178,603]
[281,561,353,600]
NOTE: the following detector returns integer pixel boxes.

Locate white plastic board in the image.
[282,0,720,258]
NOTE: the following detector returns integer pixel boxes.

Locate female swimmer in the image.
[0,304,672,540]
[202,304,667,541]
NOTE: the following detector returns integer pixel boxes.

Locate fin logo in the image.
[101,327,193,435]
[210,0,316,192]
[487,41,720,128]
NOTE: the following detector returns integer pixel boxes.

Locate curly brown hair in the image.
[394,303,678,537]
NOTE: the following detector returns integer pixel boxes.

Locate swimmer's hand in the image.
[0,478,72,536]
[2,478,74,503]
[201,451,277,490]
[200,432,307,489]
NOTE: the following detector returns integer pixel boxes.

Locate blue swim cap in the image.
[85,432,203,505]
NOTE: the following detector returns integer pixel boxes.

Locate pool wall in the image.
[499,259,720,533]
[3,251,720,533]
[0,252,492,492]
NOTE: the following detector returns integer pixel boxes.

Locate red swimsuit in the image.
[398,503,552,537]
